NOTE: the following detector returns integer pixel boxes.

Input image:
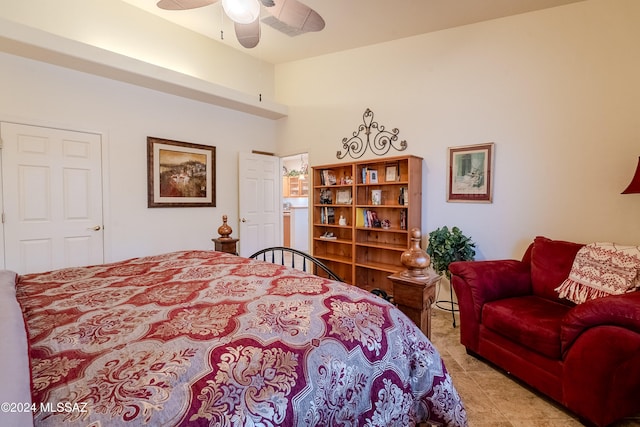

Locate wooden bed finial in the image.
[400,228,431,278]
[217,214,233,240]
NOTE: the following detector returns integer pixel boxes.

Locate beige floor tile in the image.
[509,420,584,427]
[468,422,513,427]
[453,372,509,425]
[439,351,465,374]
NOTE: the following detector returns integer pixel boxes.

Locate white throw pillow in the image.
[0,270,34,427]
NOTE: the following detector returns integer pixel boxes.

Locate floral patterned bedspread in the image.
[16,250,467,426]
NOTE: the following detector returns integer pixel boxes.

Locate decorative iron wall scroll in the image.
[337,108,407,159]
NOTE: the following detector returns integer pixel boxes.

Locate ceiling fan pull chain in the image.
[220,2,224,40]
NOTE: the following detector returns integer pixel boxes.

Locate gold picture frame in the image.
[147,137,216,208]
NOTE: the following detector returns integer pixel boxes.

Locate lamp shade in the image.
[622,156,640,194]
[222,0,260,24]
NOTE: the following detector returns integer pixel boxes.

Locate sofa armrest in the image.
[449,260,532,321]
[562,325,640,426]
[561,290,640,354]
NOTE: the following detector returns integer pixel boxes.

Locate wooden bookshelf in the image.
[311,162,355,283]
[312,155,422,291]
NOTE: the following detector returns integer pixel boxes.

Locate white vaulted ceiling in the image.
[121,0,585,64]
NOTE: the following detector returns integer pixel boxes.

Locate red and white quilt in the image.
[13,250,467,426]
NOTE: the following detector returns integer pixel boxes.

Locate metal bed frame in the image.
[249,247,396,303]
[248,246,343,282]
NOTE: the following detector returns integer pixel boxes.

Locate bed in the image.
[3,250,467,426]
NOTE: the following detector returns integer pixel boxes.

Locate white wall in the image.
[0,0,275,100]
[2,0,638,267]
[0,52,277,262]
[275,0,640,260]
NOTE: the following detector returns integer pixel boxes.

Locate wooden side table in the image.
[388,270,441,339]
[212,238,239,255]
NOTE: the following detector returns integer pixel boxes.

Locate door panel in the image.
[238,153,280,257]
[1,122,104,274]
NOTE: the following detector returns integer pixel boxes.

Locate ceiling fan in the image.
[157,0,325,49]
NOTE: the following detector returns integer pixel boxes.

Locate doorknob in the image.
[88,225,101,231]
[241,218,247,223]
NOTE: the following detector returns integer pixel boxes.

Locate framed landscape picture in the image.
[147,137,216,208]
[447,142,494,203]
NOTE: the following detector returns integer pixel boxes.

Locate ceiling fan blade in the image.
[234,20,261,49]
[263,0,325,34]
[157,0,217,10]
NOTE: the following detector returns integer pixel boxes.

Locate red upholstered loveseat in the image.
[449,236,640,427]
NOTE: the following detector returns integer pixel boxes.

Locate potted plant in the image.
[426,226,476,327]
[426,226,476,278]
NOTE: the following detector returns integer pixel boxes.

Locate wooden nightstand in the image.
[212,238,239,255]
[388,270,440,339]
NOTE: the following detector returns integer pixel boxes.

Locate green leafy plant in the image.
[426,226,476,278]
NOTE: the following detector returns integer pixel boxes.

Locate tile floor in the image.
[429,308,640,427]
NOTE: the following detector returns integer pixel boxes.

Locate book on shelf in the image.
[320,206,335,224]
[361,167,379,184]
[359,209,380,228]
[320,188,333,204]
[369,210,380,228]
[321,170,337,186]
[400,209,407,230]
[398,187,409,205]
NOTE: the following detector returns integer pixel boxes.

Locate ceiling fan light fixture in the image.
[222,0,261,24]
[157,0,325,50]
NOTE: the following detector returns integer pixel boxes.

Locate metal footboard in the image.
[248,246,343,282]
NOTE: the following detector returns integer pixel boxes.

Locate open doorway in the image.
[281,153,309,253]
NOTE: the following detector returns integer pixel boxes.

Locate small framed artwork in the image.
[336,189,352,204]
[385,164,398,182]
[147,136,216,208]
[369,169,379,184]
[371,189,382,205]
[447,142,494,203]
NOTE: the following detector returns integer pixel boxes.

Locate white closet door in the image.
[1,122,104,274]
